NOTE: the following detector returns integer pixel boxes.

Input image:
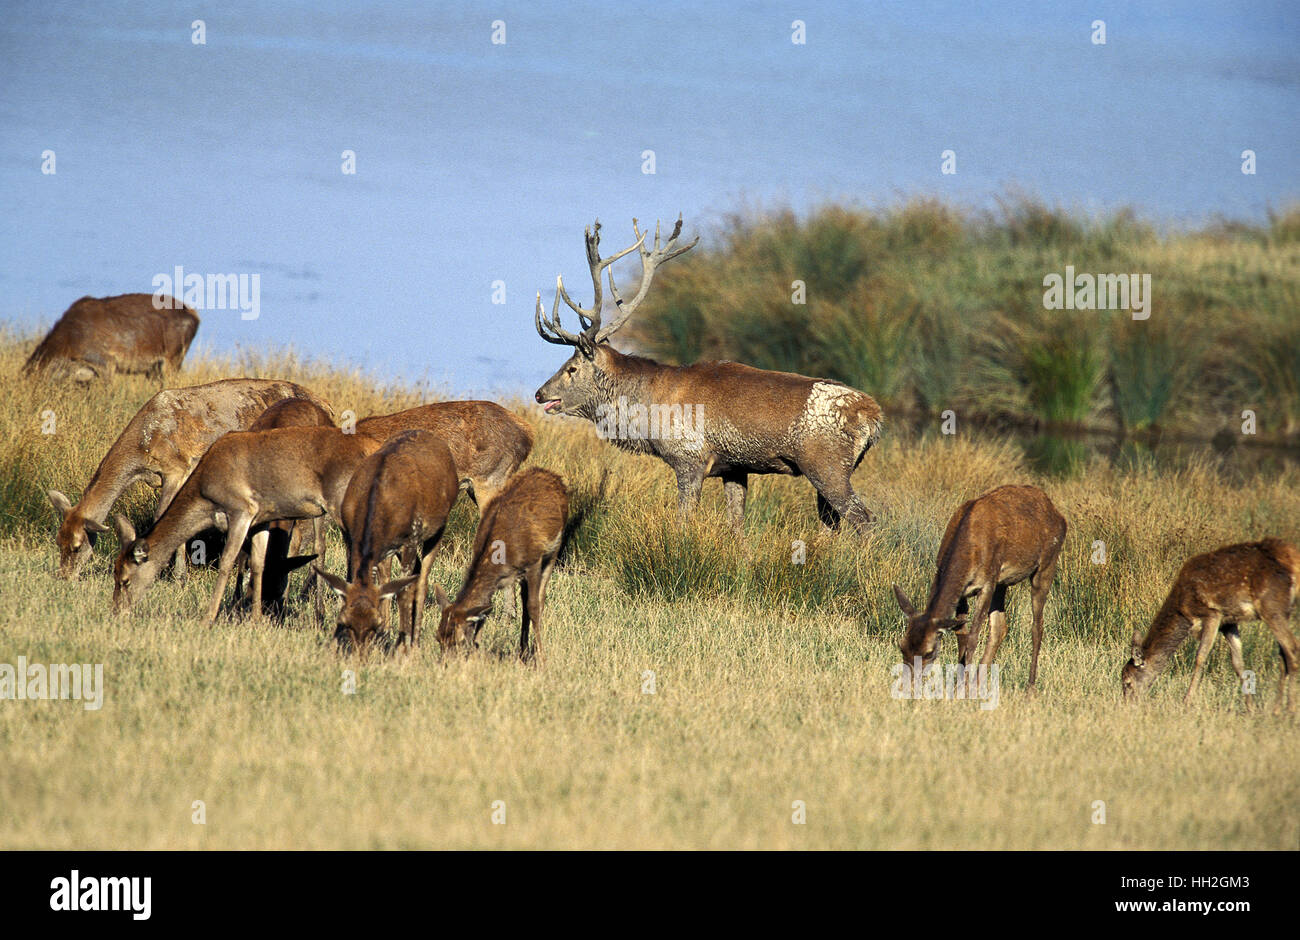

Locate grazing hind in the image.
[893,484,1067,691]
[1122,538,1300,713]
[434,468,568,661]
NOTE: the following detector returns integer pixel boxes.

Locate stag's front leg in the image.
[1184,614,1222,703]
[674,465,705,521]
[205,511,254,625]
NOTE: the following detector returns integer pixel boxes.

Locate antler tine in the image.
[534,285,586,348]
[555,219,646,334]
[597,214,699,343]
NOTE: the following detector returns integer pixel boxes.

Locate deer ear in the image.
[112,514,137,546]
[433,584,449,610]
[84,519,111,535]
[378,576,418,601]
[313,566,349,599]
[49,490,73,518]
[1130,628,1145,666]
[283,554,317,573]
[131,541,150,564]
[892,584,917,618]
[948,615,971,636]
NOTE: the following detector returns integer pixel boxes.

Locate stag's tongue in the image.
[542,399,561,413]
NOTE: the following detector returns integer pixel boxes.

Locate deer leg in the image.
[980,584,1010,668]
[959,585,994,669]
[248,527,270,618]
[205,512,253,625]
[722,472,748,536]
[1221,624,1252,710]
[1184,614,1222,703]
[1027,561,1056,691]
[804,468,872,538]
[519,571,534,661]
[675,466,705,520]
[1263,613,1300,714]
[412,526,446,647]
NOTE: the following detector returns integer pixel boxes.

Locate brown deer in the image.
[112,426,381,624]
[234,397,337,615]
[355,401,533,508]
[533,216,881,536]
[24,293,199,382]
[893,485,1067,690]
[315,430,460,650]
[1121,538,1300,713]
[433,468,568,661]
[49,378,333,579]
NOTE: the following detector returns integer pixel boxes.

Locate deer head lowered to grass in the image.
[893,484,1067,692]
[1122,537,1300,713]
[533,215,882,537]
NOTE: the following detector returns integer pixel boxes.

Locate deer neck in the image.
[76,443,153,524]
[139,489,217,575]
[924,546,978,621]
[588,349,669,456]
[1138,599,1193,674]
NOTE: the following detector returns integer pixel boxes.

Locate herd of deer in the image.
[27,215,1300,707]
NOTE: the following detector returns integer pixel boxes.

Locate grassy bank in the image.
[1,335,1298,849]
[625,198,1300,439]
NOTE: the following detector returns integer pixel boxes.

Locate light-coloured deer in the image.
[533,216,882,536]
[1122,538,1300,713]
[893,484,1067,690]
[355,401,532,509]
[24,293,199,382]
[434,467,568,661]
[112,426,381,623]
[49,378,333,579]
[316,430,461,650]
[234,397,337,616]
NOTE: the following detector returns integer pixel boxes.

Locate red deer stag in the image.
[49,378,333,579]
[533,216,881,536]
[24,293,199,382]
[893,485,1067,691]
[354,401,532,509]
[1122,538,1300,713]
[112,426,381,624]
[434,468,568,661]
[315,430,460,650]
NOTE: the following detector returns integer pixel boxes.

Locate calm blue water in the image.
[2,1,1296,395]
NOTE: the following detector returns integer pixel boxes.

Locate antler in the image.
[598,214,697,343]
[533,215,697,351]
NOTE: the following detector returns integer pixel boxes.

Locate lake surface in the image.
[2,1,1296,396]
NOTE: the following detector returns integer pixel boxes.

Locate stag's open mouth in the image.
[541,399,562,414]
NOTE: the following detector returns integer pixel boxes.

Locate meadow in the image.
[1,322,1298,850]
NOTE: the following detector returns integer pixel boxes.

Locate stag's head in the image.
[534,215,697,418]
[49,490,109,579]
[1121,629,1154,699]
[110,514,150,613]
[893,584,969,670]
[316,567,417,651]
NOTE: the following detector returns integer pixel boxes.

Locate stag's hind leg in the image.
[1026,556,1059,691]
[1262,610,1300,714]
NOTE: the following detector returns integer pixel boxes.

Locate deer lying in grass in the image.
[893,484,1067,690]
[112,426,380,623]
[355,401,533,508]
[24,293,199,382]
[49,378,333,579]
[1122,538,1300,713]
[315,430,460,650]
[234,397,337,616]
[533,216,882,536]
[433,468,568,661]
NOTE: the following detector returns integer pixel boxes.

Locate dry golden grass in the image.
[1,334,1298,849]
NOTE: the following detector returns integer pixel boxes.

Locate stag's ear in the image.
[313,566,349,599]
[1130,629,1145,667]
[84,519,111,535]
[377,576,418,601]
[433,584,450,611]
[49,490,73,518]
[112,514,137,547]
[131,540,150,564]
[947,615,971,636]
[892,584,917,618]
